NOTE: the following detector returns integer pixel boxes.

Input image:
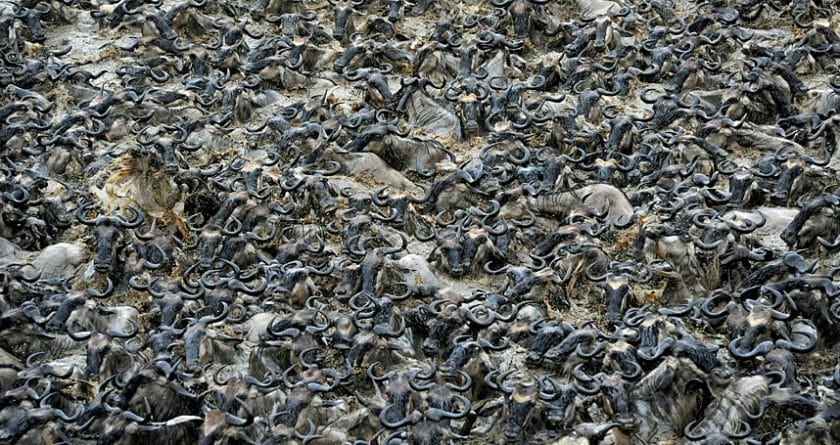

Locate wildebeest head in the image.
[77,205,144,273]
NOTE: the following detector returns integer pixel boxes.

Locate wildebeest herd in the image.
[1,0,840,443]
